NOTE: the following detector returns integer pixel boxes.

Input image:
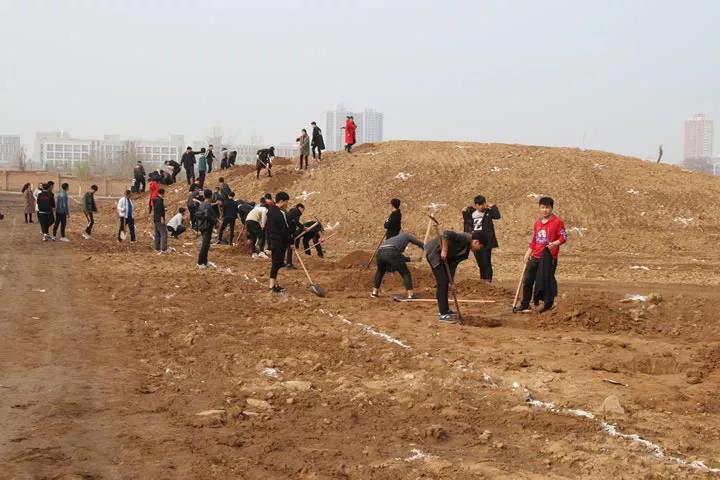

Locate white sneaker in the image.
[258,251,268,259]
[60,237,70,242]
[82,234,92,239]
[252,253,259,259]
[42,234,48,241]
[197,263,208,269]
[50,236,57,241]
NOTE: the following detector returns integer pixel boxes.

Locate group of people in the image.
[371,196,568,322]
[22,181,99,242]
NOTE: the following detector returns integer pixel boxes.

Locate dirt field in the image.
[1,142,720,479]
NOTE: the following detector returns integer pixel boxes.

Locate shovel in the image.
[427,214,463,324]
[294,249,326,297]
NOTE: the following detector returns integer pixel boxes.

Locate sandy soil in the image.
[1,142,720,479]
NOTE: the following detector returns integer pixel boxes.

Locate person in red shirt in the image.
[515,196,568,314]
[341,116,357,152]
[148,178,160,214]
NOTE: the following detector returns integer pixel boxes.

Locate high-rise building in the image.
[325,105,384,151]
[683,114,714,172]
[0,135,22,167]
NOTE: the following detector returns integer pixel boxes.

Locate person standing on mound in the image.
[266,191,293,293]
[341,116,357,152]
[196,190,217,268]
[515,196,568,314]
[311,121,325,160]
[384,198,402,239]
[425,230,487,322]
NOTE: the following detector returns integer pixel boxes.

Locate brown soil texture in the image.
[2,140,720,479]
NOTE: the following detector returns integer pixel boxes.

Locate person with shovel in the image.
[266,191,293,293]
[371,232,424,300]
[425,230,488,322]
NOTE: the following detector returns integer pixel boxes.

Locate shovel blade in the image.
[310,284,326,297]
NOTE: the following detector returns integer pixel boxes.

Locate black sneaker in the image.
[439,313,456,323]
[513,305,532,314]
[271,285,286,293]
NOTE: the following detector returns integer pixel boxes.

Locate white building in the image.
[35,132,184,171]
[325,105,384,150]
[684,114,713,161]
[0,135,22,167]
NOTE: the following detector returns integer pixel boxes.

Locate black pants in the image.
[168,224,186,238]
[286,238,300,265]
[256,164,271,178]
[119,217,136,241]
[53,213,67,238]
[218,218,236,244]
[134,175,146,193]
[197,228,212,266]
[345,142,355,152]
[25,213,34,223]
[431,261,459,315]
[198,170,206,188]
[246,220,264,253]
[520,257,558,308]
[312,146,322,160]
[171,169,180,183]
[38,212,54,235]
[302,232,323,257]
[270,244,288,279]
[207,160,213,173]
[84,212,95,235]
[154,221,168,251]
[474,248,493,281]
[221,159,228,170]
[185,168,194,185]
[374,248,412,290]
[298,154,308,170]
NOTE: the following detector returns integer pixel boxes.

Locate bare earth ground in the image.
[1,147,720,479]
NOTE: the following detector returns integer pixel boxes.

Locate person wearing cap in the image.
[310,121,325,160]
[424,230,488,322]
[384,198,402,239]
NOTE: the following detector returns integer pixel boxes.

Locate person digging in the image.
[424,229,488,322]
[371,232,425,300]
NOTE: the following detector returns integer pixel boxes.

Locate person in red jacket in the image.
[341,115,357,152]
[515,196,568,314]
[148,178,160,214]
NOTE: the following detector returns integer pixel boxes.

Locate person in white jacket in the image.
[166,207,187,239]
[116,189,136,242]
[245,199,268,258]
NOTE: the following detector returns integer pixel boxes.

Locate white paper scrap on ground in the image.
[630,265,650,271]
[394,172,413,181]
[673,216,693,226]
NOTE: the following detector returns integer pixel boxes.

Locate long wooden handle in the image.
[294,221,319,241]
[294,249,315,284]
[300,231,338,254]
[430,221,462,322]
[422,218,434,245]
[364,233,386,270]
[512,263,527,309]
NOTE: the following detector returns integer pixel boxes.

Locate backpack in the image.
[195,207,213,232]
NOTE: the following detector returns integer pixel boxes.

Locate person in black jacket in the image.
[384,198,402,239]
[181,146,198,185]
[256,147,275,178]
[133,161,146,193]
[266,191,293,293]
[217,192,239,245]
[196,189,218,268]
[461,195,501,282]
[284,203,305,269]
[36,182,56,241]
[300,220,324,258]
[206,144,216,173]
[310,121,325,160]
[153,188,168,252]
[425,230,488,321]
[165,159,181,183]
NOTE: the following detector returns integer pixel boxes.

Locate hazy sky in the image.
[1,0,718,163]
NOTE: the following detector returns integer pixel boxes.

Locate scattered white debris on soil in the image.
[489,166,510,172]
[455,145,472,149]
[324,222,341,231]
[295,191,319,200]
[630,265,650,271]
[626,189,640,195]
[405,448,436,462]
[261,367,282,379]
[424,203,447,213]
[32,289,46,293]
[622,294,648,302]
[673,216,693,226]
[568,227,588,236]
[594,163,606,169]
[394,172,413,181]
[526,193,546,199]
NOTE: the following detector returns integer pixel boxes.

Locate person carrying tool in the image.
[371,232,424,300]
[462,195,501,282]
[300,220,324,258]
[266,191,293,293]
[284,203,305,269]
[514,196,567,314]
[425,230,487,322]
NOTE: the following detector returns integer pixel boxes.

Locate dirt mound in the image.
[336,250,373,268]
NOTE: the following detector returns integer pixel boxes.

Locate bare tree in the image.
[14,146,27,171]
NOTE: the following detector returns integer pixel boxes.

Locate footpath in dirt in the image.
[1,139,720,479]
